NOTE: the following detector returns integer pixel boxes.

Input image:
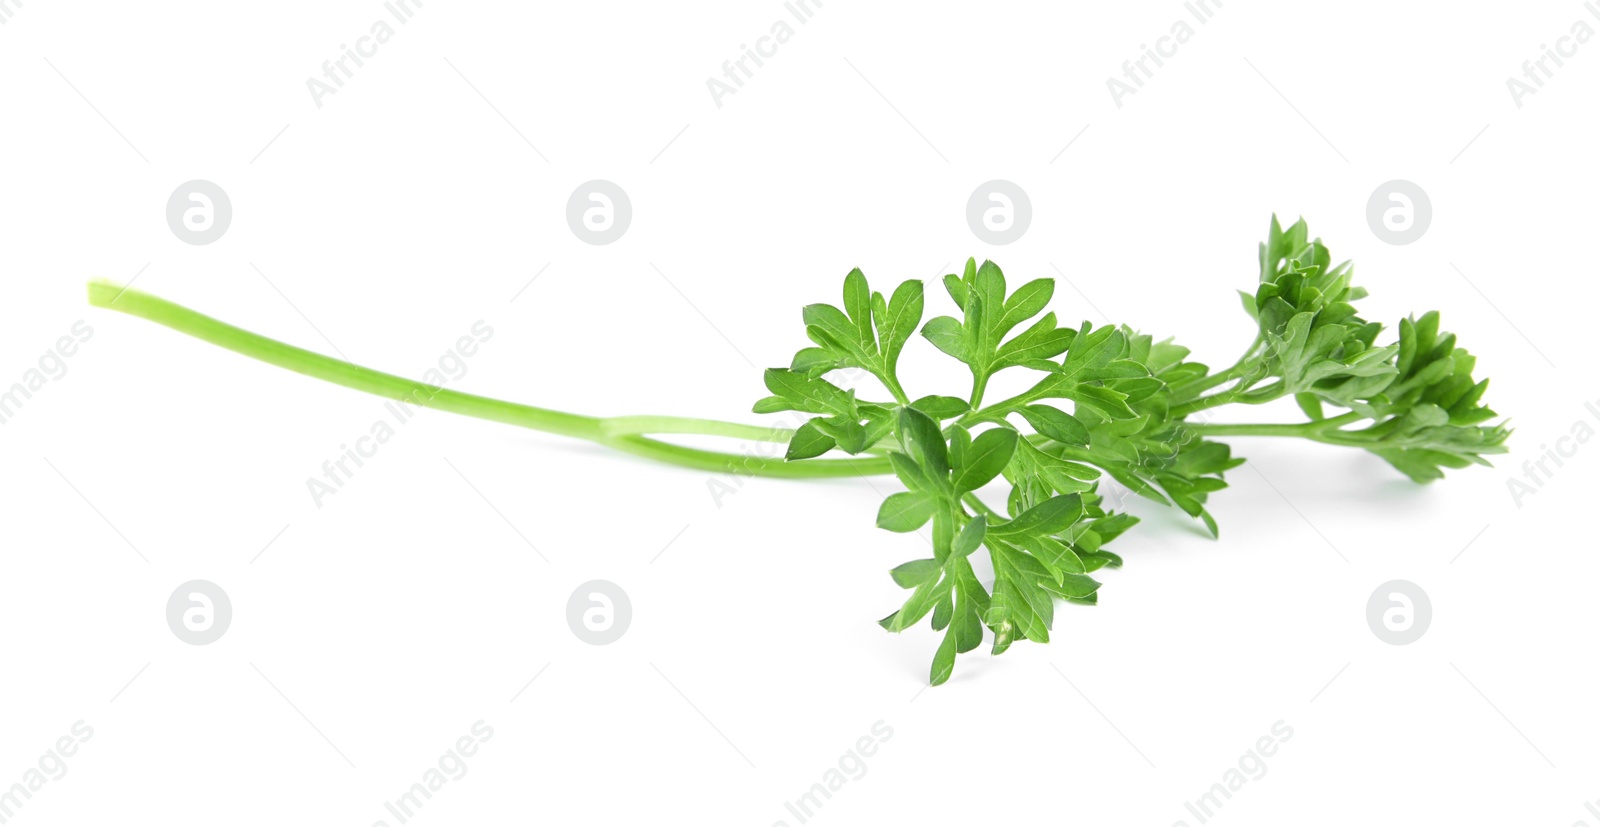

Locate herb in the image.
[87,217,1508,685]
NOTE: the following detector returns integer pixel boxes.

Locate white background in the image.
[3,1,1598,824]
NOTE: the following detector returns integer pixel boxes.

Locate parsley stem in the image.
[1167,336,1264,399]
[961,492,1001,519]
[1167,380,1286,418]
[88,281,892,480]
[603,434,892,478]
[968,371,989,410]
[881,374,912,408]
[1187,411,1364,439]
[599,416,794,443]
[1171,357,1257,397]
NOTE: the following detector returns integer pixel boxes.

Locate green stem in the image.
[1188,411,1365,440]
[599,416,793,442]
[958,388,1035,429]
[968,371,989,410]
[87,281,892,480]
[872,369,912,408]
[1170,335,1263,395]
[887,379,911,407]
[961,492,1001,519]
[1168,380,1287,418]
[1171,358,1255,398]
[1168,391,1240,418]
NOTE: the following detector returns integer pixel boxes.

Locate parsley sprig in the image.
[87,216,1509,686]
[759,216,1507,683]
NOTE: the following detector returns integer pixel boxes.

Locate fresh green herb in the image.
[87,216,1508,685]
